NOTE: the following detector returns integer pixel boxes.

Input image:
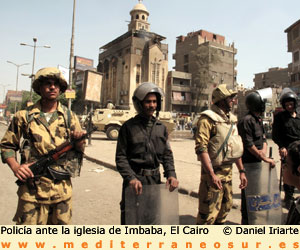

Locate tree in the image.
[70,86,85,114]
[191,44,220,113]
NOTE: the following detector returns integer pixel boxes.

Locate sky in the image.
[0,0,299,103]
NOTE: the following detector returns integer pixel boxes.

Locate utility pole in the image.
[20,37,51,102]
[7,61,29,113]
[0,84,11,104]
[232,42,236,89]
[68,0,76,110]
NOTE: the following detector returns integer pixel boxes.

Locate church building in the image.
[97,1,168,110]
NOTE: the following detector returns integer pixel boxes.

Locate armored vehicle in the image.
[86,109,176,140]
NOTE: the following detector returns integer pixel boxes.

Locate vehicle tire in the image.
[106,125,120,140]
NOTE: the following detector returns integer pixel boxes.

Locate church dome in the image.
[130,2,149,15]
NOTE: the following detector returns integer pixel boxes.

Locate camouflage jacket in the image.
[0,101,82,204]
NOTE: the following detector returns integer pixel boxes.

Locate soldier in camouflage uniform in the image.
[195,84,247,225]
[0,67,85,225]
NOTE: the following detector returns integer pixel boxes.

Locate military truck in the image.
[85,109,176,140]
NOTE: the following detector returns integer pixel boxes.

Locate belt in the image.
[137,167,160,176]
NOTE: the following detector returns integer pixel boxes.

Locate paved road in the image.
[0,123,293,225]
[0,124,198,225]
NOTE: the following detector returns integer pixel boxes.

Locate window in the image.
[152,67,155,83]
[136,48,142,55]
[136,64,141,84]
[156,65,160,84]
[293,27,299,40]
[184,54,189,64]
[291,74,296,82]
[184,65,189,73]
[104,61,109,79]
[293,51,299,63]
[136,14,139,19]
[142,15,145,20]
[213,34,217,40]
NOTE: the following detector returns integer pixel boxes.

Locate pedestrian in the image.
[0,67,86,225]
[195,84,247,225]
[237,90,275,225]
[272,88,300,209]
[179,116,185,130]
[116,82,179,225]
[284,140,300,224]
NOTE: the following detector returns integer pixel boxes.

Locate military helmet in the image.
[245,91,265,113]
[280,91,298,109]
[32,67,68,95]
[212,84,237,104]
[132,82,164,113]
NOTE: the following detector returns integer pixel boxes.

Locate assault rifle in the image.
[16,127,97,185]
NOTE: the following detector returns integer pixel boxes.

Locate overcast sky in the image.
[0,0,299,102]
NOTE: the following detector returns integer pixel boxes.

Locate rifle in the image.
[16,127,97,185]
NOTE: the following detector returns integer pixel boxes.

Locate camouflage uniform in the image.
[0,100,82,225]
[195,104,236,225]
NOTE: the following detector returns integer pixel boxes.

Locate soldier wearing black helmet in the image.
[272,88,300,209]
[238,89,275,224]
[284,141,300,224]
[116,82,178,224]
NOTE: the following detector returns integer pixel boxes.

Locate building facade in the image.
[285,19,300,92]
[173,29,237,111]
[253,67,289,90]
[97,1,168,110]
[5,90,23,104]
[166,71,192,112]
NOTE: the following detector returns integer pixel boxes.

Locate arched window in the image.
[104,60,109,79]
[97,62,104,73]
[136,14,139,19]
[142,15,145,20]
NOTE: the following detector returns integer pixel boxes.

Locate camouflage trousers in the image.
[13,197,72,225]
[197,179,233,225]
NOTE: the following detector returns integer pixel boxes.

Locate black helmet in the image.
[245,91,265,113]
[280,92,298,109]
[132,82,164,114]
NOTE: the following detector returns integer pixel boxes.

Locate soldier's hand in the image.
[266,158,276,168]
[166,177,179,192]
[129,179,143,195]
[12,163,34,182]
[210,174,223,190]
[72,130,86,152]
[279,147,288,159]
[239,173,247,189]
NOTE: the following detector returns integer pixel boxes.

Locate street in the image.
[0,123,198,225]
[0,123,293,225]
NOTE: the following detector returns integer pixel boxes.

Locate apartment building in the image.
[253,67,289,89]
[285,19,300,92]
[173,29,237,111]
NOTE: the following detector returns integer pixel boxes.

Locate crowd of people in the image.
[0,67,299,225]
